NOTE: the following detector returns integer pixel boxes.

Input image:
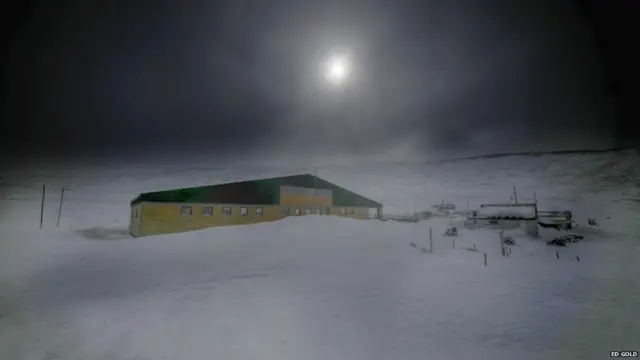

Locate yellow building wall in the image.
[271,205,370,219]
[137,202,285,237]
[131,202,380,237]
[281,204,327,216]
[284,205,371,219]
[331,206,371,220]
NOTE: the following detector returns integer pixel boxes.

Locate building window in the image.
[240,207,248,216]
[316,208,321,215]
[341,208,347,215]
[223,207,232,216]
[305,208,311,215]
[295,208,301,216]
[181,206,193,216]
[283,208,290,216]
[202,206,214,216]
[325,207,331,215]
[256,207,264,216]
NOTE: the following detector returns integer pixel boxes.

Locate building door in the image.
[368,208,378,219]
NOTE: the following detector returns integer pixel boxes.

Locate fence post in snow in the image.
[56,188,65,228]
[556,252,560,259]
[39,185,46,229]
[452,239,455,249]
[429,227,433,254]
[484,253,487,267]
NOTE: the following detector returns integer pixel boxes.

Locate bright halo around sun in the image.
[323,54,351,85]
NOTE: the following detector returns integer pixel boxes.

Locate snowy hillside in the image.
[1,149,639,360]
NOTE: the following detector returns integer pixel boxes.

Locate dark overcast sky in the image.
[1,0,637,163]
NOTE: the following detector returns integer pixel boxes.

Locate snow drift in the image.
[1,150,639,360]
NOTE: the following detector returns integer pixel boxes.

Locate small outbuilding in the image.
[129,174,383,237]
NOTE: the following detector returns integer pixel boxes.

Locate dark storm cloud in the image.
[1,0,632,162]
[2,0,290,159]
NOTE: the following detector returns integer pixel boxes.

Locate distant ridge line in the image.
[427,147,639,164]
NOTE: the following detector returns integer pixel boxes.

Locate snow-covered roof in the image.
[475,205,536,219]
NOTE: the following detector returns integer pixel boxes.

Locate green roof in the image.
[131,174,382,208]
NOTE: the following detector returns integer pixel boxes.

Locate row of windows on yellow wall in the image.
[176,205,363,217]
[179,205,265,217]
[132,205,366,220]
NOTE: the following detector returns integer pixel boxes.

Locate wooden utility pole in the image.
[39,185,46,229]
[313,169,318,214]
[56,188,65,228]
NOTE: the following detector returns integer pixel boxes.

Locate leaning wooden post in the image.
[39,184,46,229]
[56,188,65,228]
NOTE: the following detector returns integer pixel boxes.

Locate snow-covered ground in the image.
[1,150,639,360]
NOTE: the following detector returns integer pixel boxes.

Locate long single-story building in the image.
[463,203,539,236]
[129,174,383,237]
